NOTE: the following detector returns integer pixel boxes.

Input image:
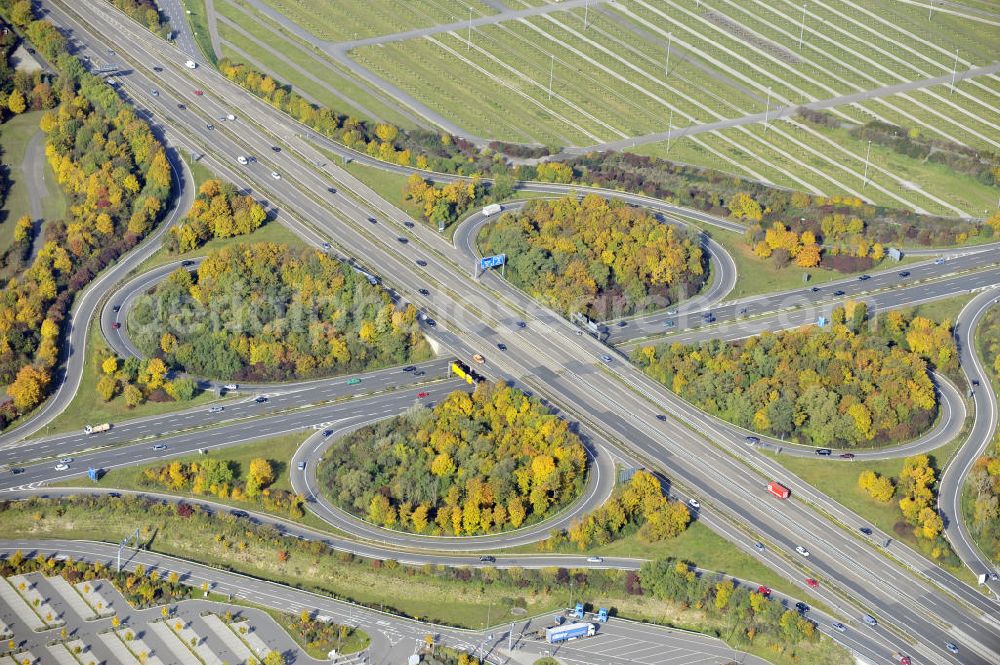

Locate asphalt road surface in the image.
[939,290,1000,592]
[24,3,1000,662]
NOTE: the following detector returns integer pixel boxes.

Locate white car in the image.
[687,498,701,509]
[586,556,603,563]
[208,406,224,413]
[152,444,167,451]
[795,545,810,557]
[54,463,69,471]
[297,461,306,471]
[223,383,239,391]
[271,171,281,180]
[59,457,74,464]
[237,155,249,165]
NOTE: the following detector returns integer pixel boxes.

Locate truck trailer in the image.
[84,423,112,435]
[767,481,790,499]
[482,203,502,217]
[545,622,595,644]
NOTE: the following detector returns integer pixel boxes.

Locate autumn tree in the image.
[245,458,275,499]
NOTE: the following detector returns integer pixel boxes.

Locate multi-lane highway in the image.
[9,1,1000,663]
[37,3,1000,663]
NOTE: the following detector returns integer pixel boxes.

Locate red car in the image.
[840,453,855,460]
[416,391,429,398]
[757,585,771,596]
[193,89,204,96]
[806,578,819,588]
[112,322,121,329]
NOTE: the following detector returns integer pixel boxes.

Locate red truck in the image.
[767,481,790,499]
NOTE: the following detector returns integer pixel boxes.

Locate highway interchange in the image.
[1,1,999,663]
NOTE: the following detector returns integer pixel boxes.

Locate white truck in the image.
[545,622,595,644]
[185,60,197,69]
[84,423,112,435]
[482,203,502,217]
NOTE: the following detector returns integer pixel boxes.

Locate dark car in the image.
[416,259,427,267]
[795,602,809,613]
[418,288,430,296]
[617,321,627,327]
[497,343,507,351]
[177,103,186,110]
[323,430,332,437]
[516,321,526,328]
[206,124,214,130]
[113,304,121,312]
[404,221,415,228]
[656,415,667,422]
[10,467,23,475]
[271,146,281,152]
[858,274,871,281]
[898,271,910,277]
[182,260,195,266]
[479,555,496,563]
[859,527,873,535]
[230,510,250,519]
[840,453,855,460]
[811,286,820,292]
[368,217,377,224]
[403,365,417,372]
[397,237,408,244]
[254,396,268,403]
[152,66,163,72]
[745,436,760,445]
[816,448,833,456]
[833,290,846,296]
[112,322,121,329]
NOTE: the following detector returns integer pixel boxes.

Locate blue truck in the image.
[545,622,596,644]
[573,602,585,619]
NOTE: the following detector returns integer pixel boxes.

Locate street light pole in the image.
[584,0,589,29]
[666,107,674,152]
[467,6,472,50]
[863,139,872,188]
[798,4,807,49]
[763,86,772,132]
[548,53,554,99]
[665,32,672,78]
[950,49,959,94]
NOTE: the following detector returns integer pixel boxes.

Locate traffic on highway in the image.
[0,1,997,664]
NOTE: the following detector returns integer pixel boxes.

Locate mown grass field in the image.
[256,0,498,42]
[341,0,998,215]
[0,111,67,256]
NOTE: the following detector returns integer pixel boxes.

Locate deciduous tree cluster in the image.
[640,558,820,648]
[94,353,196,408]
[562,151,986,247]
[403,174,487,229]
[633,305,956,447]
[140,456,305,518]
[165,179,267,252]
[478,195,705,318]
[129,243,430,380]
[0,3,171,428]
[318,381,587,535]
[562,470,689,549]
[110,0,169,37]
